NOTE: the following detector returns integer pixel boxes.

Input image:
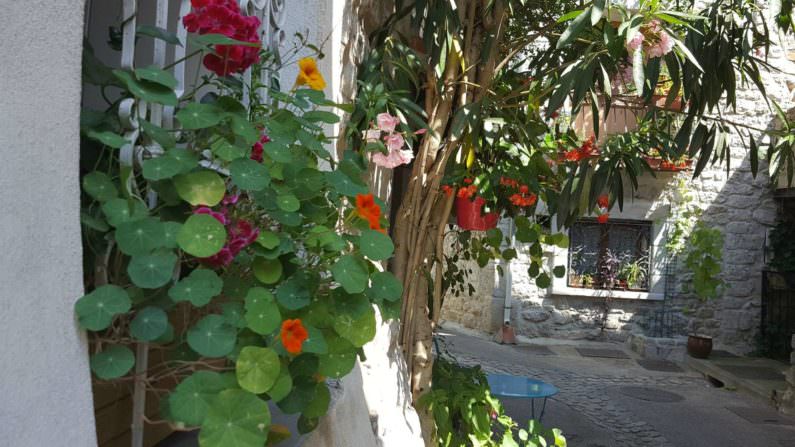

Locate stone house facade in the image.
[442,38,794,356]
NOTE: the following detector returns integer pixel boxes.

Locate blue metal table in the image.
[487,374,558,422]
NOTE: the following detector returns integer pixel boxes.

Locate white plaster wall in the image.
[0,1,98,446]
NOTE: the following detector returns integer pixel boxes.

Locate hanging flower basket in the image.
[455,196,499,231]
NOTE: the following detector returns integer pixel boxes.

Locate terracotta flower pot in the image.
[652,94,684,111]
[643,156,663,170]
[455,196,499,231]
[687,334,713,359]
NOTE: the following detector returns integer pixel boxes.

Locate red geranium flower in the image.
[597,194,609,209]
[597,213,609,224]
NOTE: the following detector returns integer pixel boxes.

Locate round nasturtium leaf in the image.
[252,257,282,285]
[267,368,293,403]
[168,371,238,426]
[127,252,178,289]
[222,302,246,329]
[169,148,199,174]
[115,218,167,256]
[333,305,376,348]
[330,254,369,294]
[275,273,312,310]
[176,103,223,129]
[359,230,395,261]
[276,194,300,212]
[301,325,328,355]
[142,156,182,181]
[367,271,403,302]
[303,382,331,419]
[83,171,118,202]
[297,415,320,435]
[75,285,131,331]
[177,214,226,258]
[101,198,149,227]
[174,171,226,206]
[318,336,357,379]
[244,288,281,335]
[162,221,182,249]
[169,268,223,307]
[90,345,135,380]
[230,158,270,191]
[276,376,317,415]
[256,231,280,249]
[129,306,169,341]
[235,347,280,394]
[198,389,271,447]
[187,314,237,358]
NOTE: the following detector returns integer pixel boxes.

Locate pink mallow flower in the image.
[626,31,644,53]
[384,133,405,152]
[376,112,400,133]
[363,129,381,142]
[370,147,414,169]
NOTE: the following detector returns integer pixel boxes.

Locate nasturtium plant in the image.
[77,5,401,445]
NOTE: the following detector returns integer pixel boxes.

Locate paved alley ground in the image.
[437,326,795,447]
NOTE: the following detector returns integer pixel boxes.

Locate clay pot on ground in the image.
[687,334,713,359]
[455,196,499,231]
[572,96,648,145]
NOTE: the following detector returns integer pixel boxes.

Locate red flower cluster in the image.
[441,185,454,197]
[280,319,308,354]
[457,184,478,199]
[195,195,260,267]
[564,136,599,162]
[500,176,519,188]
[356,193,384,232]
[183,0,261,76]
[596,193,609,224]
[250,134,271,162]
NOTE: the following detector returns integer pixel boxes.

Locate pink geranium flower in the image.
[384,133,405,152]
[370,148,414,169]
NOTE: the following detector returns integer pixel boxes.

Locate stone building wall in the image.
[442,30,793,355]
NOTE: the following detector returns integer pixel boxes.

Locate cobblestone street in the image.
[438,327,795,447]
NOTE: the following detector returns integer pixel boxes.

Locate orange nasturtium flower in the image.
[355,193,383,231]
[295,57,327,91]
[280,319,309,354]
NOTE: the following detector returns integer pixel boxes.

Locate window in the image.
[567,218,652,291]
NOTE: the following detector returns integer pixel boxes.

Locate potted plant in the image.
[619,256,649,290]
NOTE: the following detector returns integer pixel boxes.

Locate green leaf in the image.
[359,230,394,261]
[318,336,357,378]
[331,255,369,294]
[267,368,293,402]
[333,305,376,348]
[127,252,178,289]
[303,383,331,418]
[176,103,223,129]
[86,130,127,148]
[212,138,248,161]
[163,222,182,248]
[140,119,177,148]
[130,306,169,341]
[142,156,182,181]
[228,115,259,144]
[252,257,283,285]
[135,66,178,89]
[302,325,328,355]
[83,171,118,202]
[187,314,237,358]
[256,231,280,249]
[276,194,301,212]
[101,198,148,227]
[177,214,227,258]
[230,158,270,191]
[277,377,317,414]
[113,69,177,106]
[244,288,281,335]
[169,268,223,307]
[115,218,166,256]
[535,272,551,288]
[235,347,280,394]
[81,211,110,232]
[325,170,368,197]
[168,371,235,426]
[198,389,270,447]
[192,33,261,48]
[302,111,340,124]
[90,345,135,380]
[275,272,312,310]
[169,149,199,173]
[174,171,226,206]
[553,265,566,278]
[137,25,182,46]
[557,6,592,49]
[367,272,403,302]
[75,285,131,331]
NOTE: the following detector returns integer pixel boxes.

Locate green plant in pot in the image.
[619,256,649,290]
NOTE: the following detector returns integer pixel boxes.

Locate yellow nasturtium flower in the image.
[295,57,326,91]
